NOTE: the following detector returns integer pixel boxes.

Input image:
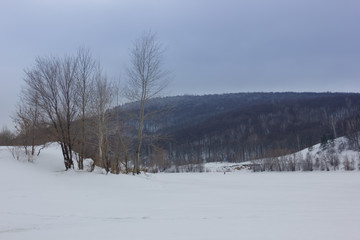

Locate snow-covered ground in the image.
[1,144,360,240]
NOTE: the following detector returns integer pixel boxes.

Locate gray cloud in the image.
[1,0,359,128]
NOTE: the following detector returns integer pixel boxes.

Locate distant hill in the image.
[111,92,360,166]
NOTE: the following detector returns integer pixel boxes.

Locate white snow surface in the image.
[1,144,360,240]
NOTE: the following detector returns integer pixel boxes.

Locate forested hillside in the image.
[112,92,360,167]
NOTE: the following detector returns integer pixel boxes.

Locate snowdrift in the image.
[1,142,360,240]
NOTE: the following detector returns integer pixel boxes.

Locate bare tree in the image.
[13,91,47,161]
[302,152,313,171]
[74,47,96,170]
[59,56,78,169]
[92,66,114,174]
[343,154,355,171]
[125,31,170,174]
[110,83,131,174]
[24,55,78,170]
[0,126,15,146]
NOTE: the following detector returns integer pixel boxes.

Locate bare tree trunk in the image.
[134,98,145,174]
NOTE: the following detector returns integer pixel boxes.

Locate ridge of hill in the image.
[112,92,360,166]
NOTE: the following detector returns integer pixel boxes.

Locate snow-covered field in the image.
[1,144,360,240]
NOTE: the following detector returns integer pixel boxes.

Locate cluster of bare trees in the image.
[13,31,168,174]
[14,48,96,169]
[254,140,360,172]
[0,126,15,146]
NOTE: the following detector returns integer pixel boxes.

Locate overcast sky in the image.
[1,0,359,129]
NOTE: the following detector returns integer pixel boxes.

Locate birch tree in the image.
[125,31,169,174]
[92,66,114,173]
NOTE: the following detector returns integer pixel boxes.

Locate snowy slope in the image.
[298,137,360,169]
[200,136,360,172]
[1,144,360,240]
